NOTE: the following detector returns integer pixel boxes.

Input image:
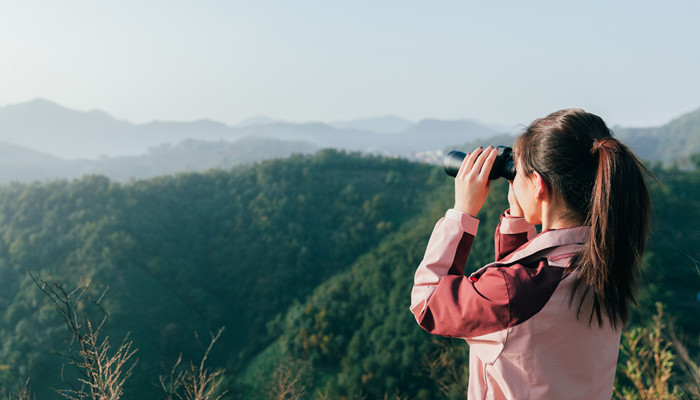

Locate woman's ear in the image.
[532,171,549,201]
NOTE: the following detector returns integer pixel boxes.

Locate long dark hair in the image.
[515,108,652,329]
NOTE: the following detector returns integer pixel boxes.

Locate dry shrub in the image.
[615,302,682,399]
[30,271,137,400]
[159,328,227,400]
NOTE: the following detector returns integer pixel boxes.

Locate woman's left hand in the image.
[454,146,499,216]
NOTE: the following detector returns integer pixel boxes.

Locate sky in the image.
[1,0,699,128]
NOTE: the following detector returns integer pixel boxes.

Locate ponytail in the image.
[569,138,651,328]
[516,109,653,329]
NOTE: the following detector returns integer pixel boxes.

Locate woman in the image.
[410,109,651,399]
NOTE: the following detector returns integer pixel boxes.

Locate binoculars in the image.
[444,146,516,180]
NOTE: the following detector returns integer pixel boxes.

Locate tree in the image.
[29,271,137,400]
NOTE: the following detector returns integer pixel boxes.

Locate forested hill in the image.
[241,163,700,399]
[0,150,445,398]
[615,106,700,168]
[0,151,698,399]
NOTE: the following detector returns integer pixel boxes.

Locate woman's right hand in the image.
[454,146,498,217]
[507,181,524,217]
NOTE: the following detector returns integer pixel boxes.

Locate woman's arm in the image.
[494,209,537,261]
[411,147,507,338]
[493,181,537,260]
[410,209,478,323]
[410,209,512,338]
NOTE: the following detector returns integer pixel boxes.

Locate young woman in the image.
[410,109,651,399]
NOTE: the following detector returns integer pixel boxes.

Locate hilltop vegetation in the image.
[0,150,697,399]
[0,150,443,398]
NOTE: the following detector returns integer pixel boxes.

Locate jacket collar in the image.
[470,226,590,276]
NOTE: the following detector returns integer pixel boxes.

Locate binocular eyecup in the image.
[444,146,516,180]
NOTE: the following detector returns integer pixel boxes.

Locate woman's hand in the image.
[454,146,498,216]
[507,180,525,217]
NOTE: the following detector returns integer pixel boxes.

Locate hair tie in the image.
[592,138,620,154]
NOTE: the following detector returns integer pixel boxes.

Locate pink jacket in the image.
[411,209,620,400]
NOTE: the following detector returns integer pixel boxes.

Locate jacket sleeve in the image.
[410,209,512,339]
[494,209,537,261]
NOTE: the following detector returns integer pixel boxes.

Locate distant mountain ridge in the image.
[0,99,502,160]
[329,115,414,133]
[1,99,699,184]
[0,137,317,184]
[0,99,240,159]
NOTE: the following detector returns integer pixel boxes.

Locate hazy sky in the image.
[1,1,698,127]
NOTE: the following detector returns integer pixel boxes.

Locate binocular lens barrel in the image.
[444,151,467,177]
[443,146,516,181]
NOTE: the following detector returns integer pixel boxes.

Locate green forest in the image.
[0,149,698,399]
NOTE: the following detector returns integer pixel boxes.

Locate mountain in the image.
[0,142,76,182]
[3,98,699,184]
[228,119,503,156]
[134,119,235,144]
[230,121,380,151]
[0,137,317,184]
[0,99,136,158]
[0,100,503,162]
[0,100,508,183]
[0,141,64,165]
[0,99,242,159]
[237,116,284,126]
[0,150,445,398]
[445,107,700,168]
[615,107,700,167]
[390,118,500,152]
[329,115,414,134]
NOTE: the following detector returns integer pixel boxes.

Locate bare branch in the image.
[29,270,137,400]
[199,328,225,372]
[4,378,36,400]
[161,328,227,400]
